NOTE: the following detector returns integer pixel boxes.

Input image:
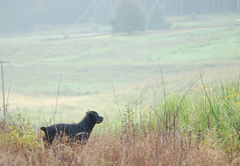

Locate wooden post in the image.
[1,61,9,121]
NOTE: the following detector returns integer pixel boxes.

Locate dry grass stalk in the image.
[0,126,228,166]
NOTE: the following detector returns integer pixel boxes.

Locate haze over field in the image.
[1,1,240,165]
[1,0,240,34]
[0,0,240,123]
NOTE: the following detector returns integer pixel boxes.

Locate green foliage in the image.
[110,0,147,35]
[147,1,171,30]
[123,104,135,130]
[1,114,43,150]
[152,77,240,157]
[117,77,240,158]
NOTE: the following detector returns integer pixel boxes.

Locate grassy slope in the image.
[0,12,240,125]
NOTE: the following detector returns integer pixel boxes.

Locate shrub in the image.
[147,1,171,30]
[109,0,147,35]
[0,114,43,151]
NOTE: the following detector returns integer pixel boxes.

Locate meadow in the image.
[0,12,240,165]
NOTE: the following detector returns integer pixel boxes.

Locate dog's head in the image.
[86,111,104,124]
[40,127,52,146]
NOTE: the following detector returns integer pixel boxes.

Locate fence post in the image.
[1,61,8,122]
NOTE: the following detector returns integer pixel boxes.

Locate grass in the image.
[1,26,239,94]
[1,77,239,165]
[1,23,239,124]
[160,77,240,160]
[0,11,240,164]
[0,128,227,165]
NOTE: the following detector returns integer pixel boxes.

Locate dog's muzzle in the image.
[96,116,104,124]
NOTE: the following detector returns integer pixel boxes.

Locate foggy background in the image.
[0,0,240,124]
[0,0,240,34]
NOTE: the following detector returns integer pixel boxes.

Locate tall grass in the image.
[0,77,239,165]
[0,113,226,165]
[149,76,240,160]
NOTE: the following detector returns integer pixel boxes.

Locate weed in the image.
[0,114,43,151]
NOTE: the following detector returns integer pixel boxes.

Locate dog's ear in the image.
[40,127,47,133]
[86,111,97,119]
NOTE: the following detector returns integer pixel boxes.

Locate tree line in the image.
[0,0,239,33]
[161,0,240,15]
[105,0,240,16]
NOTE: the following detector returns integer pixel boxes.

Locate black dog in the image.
[40,111,103,144]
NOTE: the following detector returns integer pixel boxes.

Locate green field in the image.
[0,12,240,126]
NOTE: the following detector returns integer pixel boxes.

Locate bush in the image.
[0,114,43,151]
[147,1,171,30]
[109,0,147,35]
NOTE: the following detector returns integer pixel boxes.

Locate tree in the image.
[109,0,146,35]
[147,1,171,30]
